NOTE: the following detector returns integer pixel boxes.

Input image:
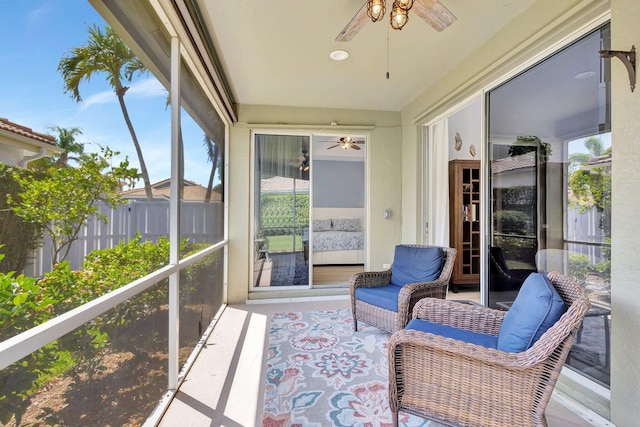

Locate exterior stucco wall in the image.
[610,0,640,424]
[0,145,23,166]
[227,105,402,303]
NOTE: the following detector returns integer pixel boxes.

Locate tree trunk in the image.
[205,144,220,203]
[116,88,153,200]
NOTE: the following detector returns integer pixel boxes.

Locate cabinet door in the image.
[449,160,480,285]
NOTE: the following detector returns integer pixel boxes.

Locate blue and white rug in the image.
[261,309,442,427]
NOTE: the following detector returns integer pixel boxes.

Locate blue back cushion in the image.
[354,285,402,312]
[497,273,567,353]
[406,319,498,349]
[390,245,443,287]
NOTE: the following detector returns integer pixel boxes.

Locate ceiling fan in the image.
[336,0,456,42]
[327,137,365,150]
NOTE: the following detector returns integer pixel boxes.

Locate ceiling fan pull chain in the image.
[386,25,390,79]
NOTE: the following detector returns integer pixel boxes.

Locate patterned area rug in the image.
[261,309,442,426]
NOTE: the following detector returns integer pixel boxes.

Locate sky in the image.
[0,0,217,188]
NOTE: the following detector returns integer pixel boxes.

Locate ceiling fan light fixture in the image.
[396,0,414,10]
[390,2,409,30]
[367,0,386,23]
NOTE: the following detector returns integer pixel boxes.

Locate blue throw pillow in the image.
[497,273,567,353]
[390,245,443,287]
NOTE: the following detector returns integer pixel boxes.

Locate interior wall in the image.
[313,160,365,208]
[447,99,481,161]
[227,105,402,303]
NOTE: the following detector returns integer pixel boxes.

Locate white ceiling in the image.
[199,0,536,111]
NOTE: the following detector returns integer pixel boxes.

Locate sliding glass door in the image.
[487,23,611,387]
[253,134,310,288]
[252,133,367,289]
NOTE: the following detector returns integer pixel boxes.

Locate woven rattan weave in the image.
[388,271,591,427]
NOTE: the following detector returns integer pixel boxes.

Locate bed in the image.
[310,208,365,265]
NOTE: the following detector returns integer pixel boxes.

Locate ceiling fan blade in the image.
[327,144,340,149]
[412,0,457,32]
[335,2,369,42]
[353,140,365,144]
[351,145,362,150]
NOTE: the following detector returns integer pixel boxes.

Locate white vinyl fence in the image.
[24,200,224,277]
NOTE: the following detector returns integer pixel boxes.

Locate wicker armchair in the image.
[388,272,591,427]
[350,245,456,334]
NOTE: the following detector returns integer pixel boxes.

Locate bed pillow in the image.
[332,218,361,231]
[313,219,332,232]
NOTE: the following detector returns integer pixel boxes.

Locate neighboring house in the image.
[119,178,222,201]
[0,117,61,167]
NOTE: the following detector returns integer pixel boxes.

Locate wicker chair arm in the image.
[390,329,532,370]
[517,297,591,366]
[411,298,507,336]
[349,269,392,290]
[394,280,449,333]
[398,280,449,304]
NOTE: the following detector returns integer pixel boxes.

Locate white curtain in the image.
[426,119,450,246]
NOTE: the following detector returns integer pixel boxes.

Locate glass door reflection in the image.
[253,134,310,288]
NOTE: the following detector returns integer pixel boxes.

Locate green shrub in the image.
[0,164,42,273]
[0,235,172,423]
[259,193,309,235]
[493,210,531,234]
[568,253,594,284]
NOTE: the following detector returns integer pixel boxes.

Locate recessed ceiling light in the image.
[574,71,596,79]
[330,50,349,61]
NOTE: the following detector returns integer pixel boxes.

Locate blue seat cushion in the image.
[390,245,443,287]
[406,319,498,349]
[355,285,401,312]
[497,273,567,353]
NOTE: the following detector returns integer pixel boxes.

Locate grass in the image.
[266,235,303,252]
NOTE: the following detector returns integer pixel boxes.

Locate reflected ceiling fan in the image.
[336,0,456,42]
[327,137,365,150]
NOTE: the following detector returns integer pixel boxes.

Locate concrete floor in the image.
[156,293,607,427]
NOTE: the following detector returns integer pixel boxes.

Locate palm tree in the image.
[568,136,611,218]
[49,126,85,167]
[569,136,604,174]
[58,24,153,200]
[203,135,222,202]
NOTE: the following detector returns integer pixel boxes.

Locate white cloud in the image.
[26,3,54,31]
[127,78,167,98]
[80,90,115,110]
[80,78,166,110]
